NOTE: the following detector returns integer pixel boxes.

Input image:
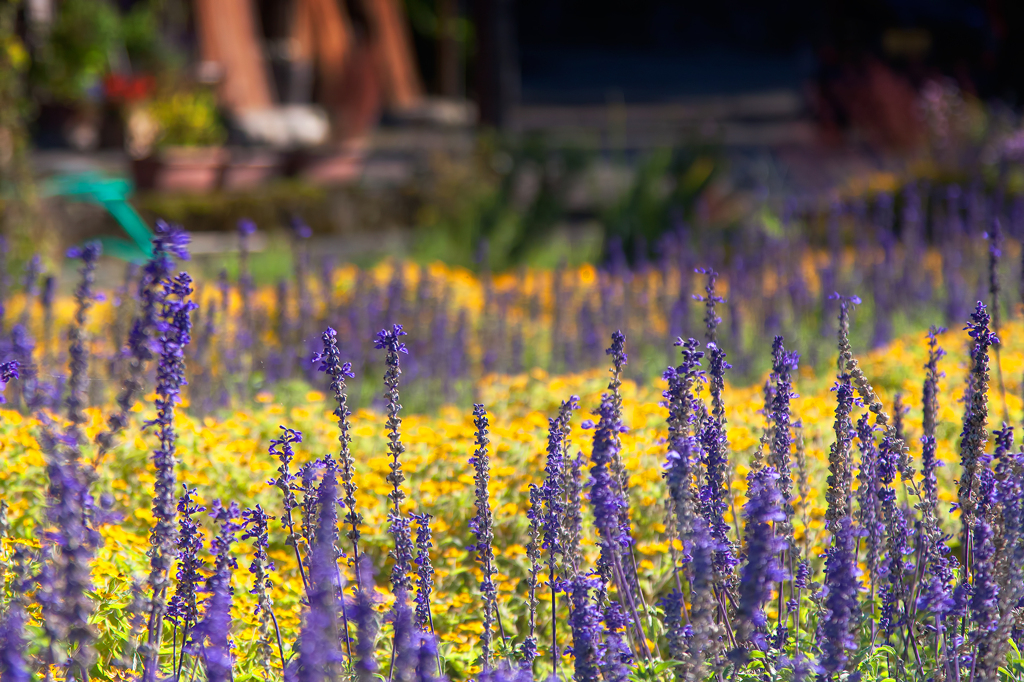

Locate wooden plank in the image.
[194,0,274,112]
[361,0,423,109]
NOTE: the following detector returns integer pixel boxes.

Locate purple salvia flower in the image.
[879,507,914,638]
[142,270,196,678]
[685,515,724,678]
[601,602,631,682]
[993,425,1019,520]
[375,324,409,521]
[0,600,29,682]
[663,338,704,551]
[587,398,631,582]
[733,466,787,658]
[468,404,500,667]
[855,413,884,589]
[959,302,997,564]
[268,426,311,594]
[586,396,650,661]
[695,267,724,345]
[876,429,915,639]
[38,419,100,679]
[921,326,947,520]
[410,512,436,634]
[539,395,579,675]
[825,369,856,528]
[187,500,241,682]
[169,485,205,650]
[660,589,685,666]
[699,384,736,579]
[65,240,101,442]
[315,328,362,566]
[523,486,542,668]
[566,575,603,682]
[415,633,443,682]
[0,360,18,404]
[241,503,285,675]
[97,220,189,455]
[604,332,634,550]
[561,450,585,580]
[666,338,705,455]
[299,465,344,681]
[969,515,999,634]
[297,460,322,572]
[388,513,415,605]
[817,516,861,679]
[768,335,799,512]
[389,591,417,682]
[352,556,381,682]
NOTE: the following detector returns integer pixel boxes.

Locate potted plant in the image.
[130,87,228,192]
[30,0,123,150]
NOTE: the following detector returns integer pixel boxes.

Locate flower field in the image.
[4,202,1024,682]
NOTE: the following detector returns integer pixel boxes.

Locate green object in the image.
[40,172,154,262]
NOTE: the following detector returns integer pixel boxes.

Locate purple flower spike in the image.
[468,404,499,666]
[733,466,788,657]
[238,218,257,237]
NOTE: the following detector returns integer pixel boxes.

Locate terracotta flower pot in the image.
[132,146,228,192]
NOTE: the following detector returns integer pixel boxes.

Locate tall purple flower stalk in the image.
[352,556,380,682]
[855,413,884,589]
[268,426,311,595]
[685,516,724,679]
[468,404,501,667]
[143,271,197,679]
[0,599,29,682]
[241,503,286,675]
[958,302,997,577]
[38,419,101,681]
[567,575,603,682]
[0,360,19,403]
[388,513,415,621]
[587,398,631,584]
[586,396,649,661]
[65,241,101,442]
[410,512,436,634]
[733,467,787,658]
[377,326,415,657]
[604,332,632,532]
[663,337,704,551]
[523,485,542,669]
[169,484,205,677]
[877,433,914,640]
[388,590,418,682]
[817,516,861,679]
[314,328,362,568]
[917,333,957,645]
[539,395,579,675]
[921,327,946,519]
[601,602,631,682]
[299,465,343,681]
[768,336,798,515]
[97,221,190,455]
[187,501,241,682]
[699,347,736,580]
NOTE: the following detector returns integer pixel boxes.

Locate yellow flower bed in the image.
[0,318,1019,679]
